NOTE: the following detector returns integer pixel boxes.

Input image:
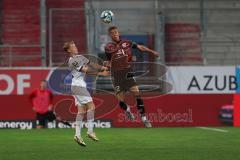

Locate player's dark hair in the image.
[108,26,118,33]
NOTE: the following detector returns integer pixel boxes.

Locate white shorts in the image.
[71,85,93,106]
[74,95,93,106]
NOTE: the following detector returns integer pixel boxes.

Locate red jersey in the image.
[29,89,53,114]
[105,40,137,70]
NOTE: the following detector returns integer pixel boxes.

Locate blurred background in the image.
[0,0,239,67]
[0,0,240,128]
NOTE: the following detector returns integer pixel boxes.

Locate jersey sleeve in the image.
[131,41,138,49]
[104,43,114,60]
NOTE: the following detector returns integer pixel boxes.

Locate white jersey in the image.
[68,55,90,87]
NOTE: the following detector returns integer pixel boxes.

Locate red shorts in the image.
[111,67,137,93]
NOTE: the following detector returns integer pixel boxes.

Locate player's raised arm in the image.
[136,44,160,57]
[80,65,110,76]
[89,61,108,71]
[104,42,114,68]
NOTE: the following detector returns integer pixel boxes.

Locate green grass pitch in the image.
[0,127,240,160]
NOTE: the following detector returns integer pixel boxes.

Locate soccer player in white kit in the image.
[63,41,109,147]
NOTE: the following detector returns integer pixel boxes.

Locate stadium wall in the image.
[0,94,233,129]
[0,67,237,128]
[89,0,240,65]
[46,0,86,66]
[0,0,2,45]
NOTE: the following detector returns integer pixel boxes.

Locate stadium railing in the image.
[0,45,42,67]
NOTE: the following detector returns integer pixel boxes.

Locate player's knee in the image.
[88,102,95,110]
[116,92,125,101]
[130,87,140,96]
[77,111,85,116]
[77,107,85,114]
[117,97,124,102]
[87,107,95,113]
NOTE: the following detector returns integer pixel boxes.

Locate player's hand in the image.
[101,66,109,71]
[81,65,88,73]
[98,70,110,76]
[152,51,160,57]
[48,104,53,111]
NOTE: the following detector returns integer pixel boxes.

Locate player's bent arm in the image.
[80,65,110,76]
[89,62,108,71]
[97,70,110,76]
[137,44,160,57]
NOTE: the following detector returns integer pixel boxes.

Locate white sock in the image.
[141,116,147,122]
[87,109,94,134]
[75,113,84,137]
[126,107,131,112]
[87,120,94,134]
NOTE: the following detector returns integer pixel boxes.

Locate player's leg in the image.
[129,85,152,128]
[71,86,91,146]
[129,85,145,115]
[85,101,99,141]
[112,68,134,120]
[75,105,85,138]
[36,113,45,129]
[116,91,135,121]
[74,104,87,146]
[46,111,56,122]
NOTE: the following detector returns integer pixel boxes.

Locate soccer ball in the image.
[100,10,114,23]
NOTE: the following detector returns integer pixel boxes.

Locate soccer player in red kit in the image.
[104,26,159,127]
[29,80,55,128]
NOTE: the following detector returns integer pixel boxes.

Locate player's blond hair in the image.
[63,41,74,53]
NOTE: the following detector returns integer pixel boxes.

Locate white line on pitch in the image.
[196,127,229,133]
